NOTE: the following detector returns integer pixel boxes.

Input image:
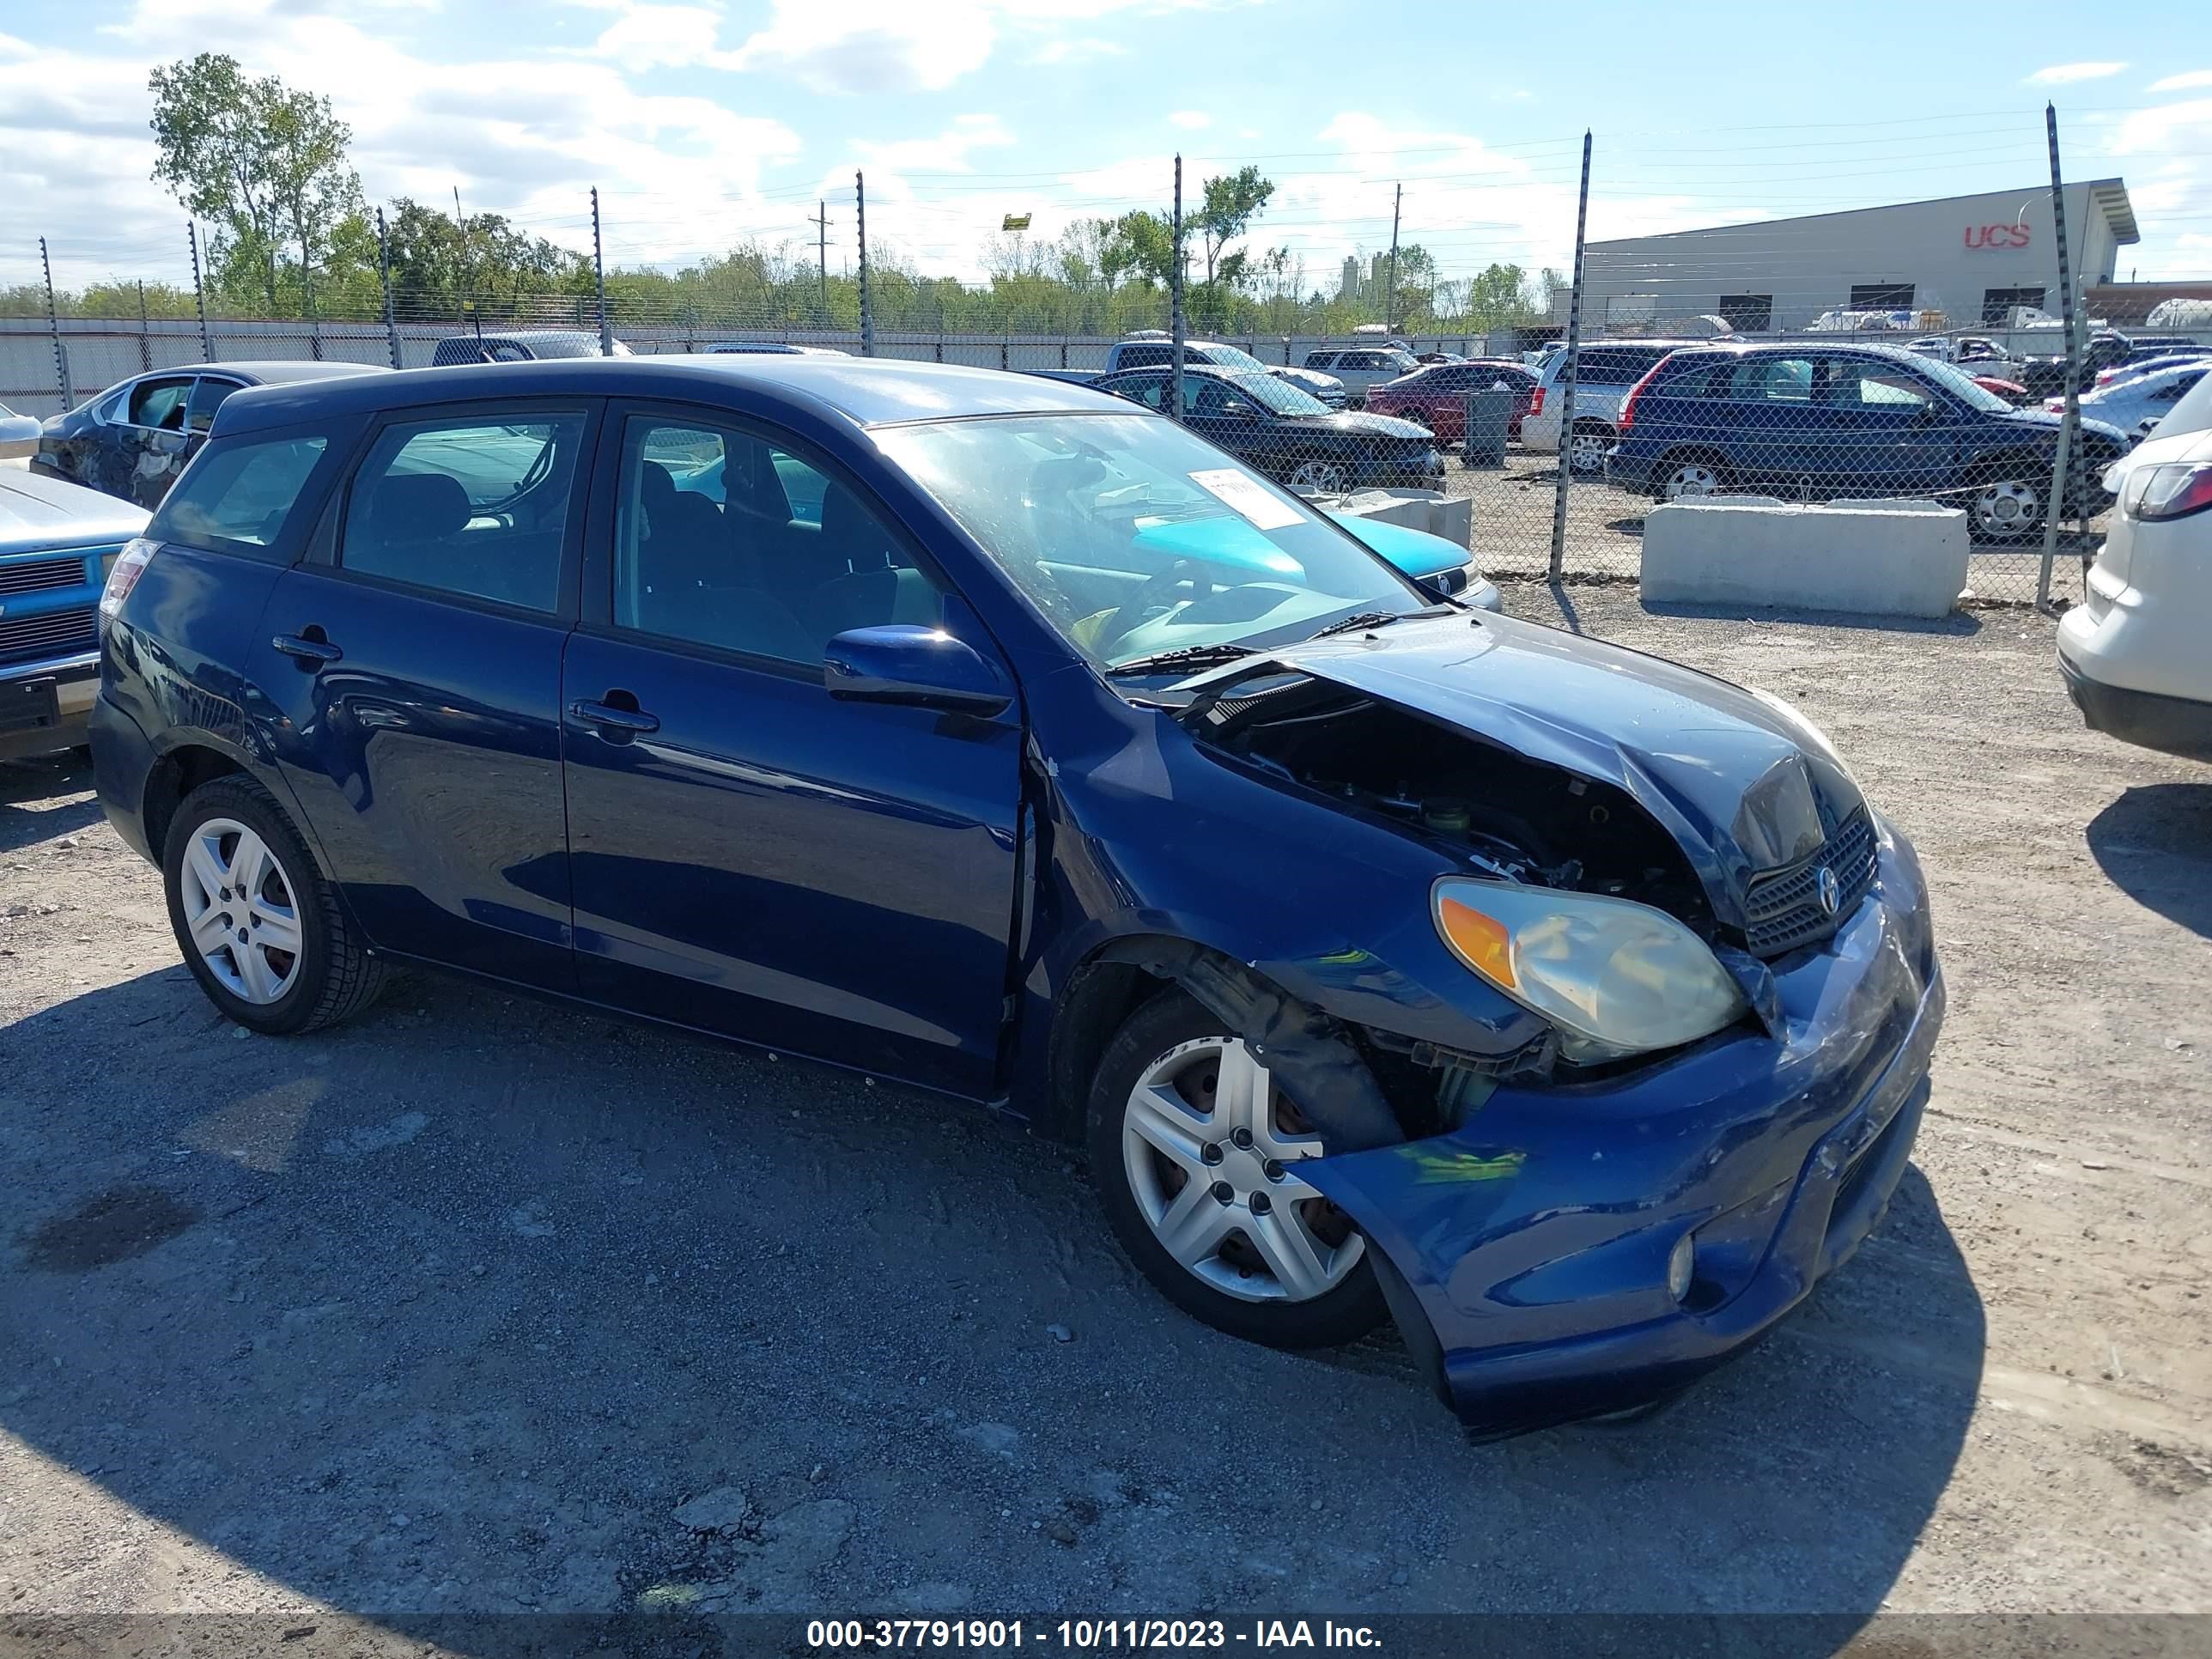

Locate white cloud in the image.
[2148,69,2212,93]
[1167,110,1210,131]
[2025,61,2127,85]
[1031,36,1125,64]
[0,0,806,283]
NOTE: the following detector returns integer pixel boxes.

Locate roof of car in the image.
[177,361,390,384]
[209,353,1135,438]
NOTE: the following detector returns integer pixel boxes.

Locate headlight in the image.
[1432,878,1747,1062]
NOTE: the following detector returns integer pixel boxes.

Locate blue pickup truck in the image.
[1,469,149,760]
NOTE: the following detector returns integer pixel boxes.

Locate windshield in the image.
[873,413,1427,673]
[1203,343,1271,374]
[1908,354,2011,413]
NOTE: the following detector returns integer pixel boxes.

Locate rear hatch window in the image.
[149,433,338,562]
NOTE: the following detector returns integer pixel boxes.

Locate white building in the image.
[1573,180,2139,334]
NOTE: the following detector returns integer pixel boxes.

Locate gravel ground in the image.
[2,589,2209,1650]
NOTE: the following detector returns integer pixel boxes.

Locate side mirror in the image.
[0,414,40,462]
[825,624,1012,717]
[1917,400,1944,423]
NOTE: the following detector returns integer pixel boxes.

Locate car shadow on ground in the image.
[1636,601,1985,638]
[2087,781,2212,939]
[0,752,100,854]
[2,965,1984,1650]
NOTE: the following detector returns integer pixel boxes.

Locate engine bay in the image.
[1196,678,1717,937]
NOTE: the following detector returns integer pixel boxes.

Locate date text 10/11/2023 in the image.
[805,1619,1384,1649]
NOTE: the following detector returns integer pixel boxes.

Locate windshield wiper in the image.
[1105,642,1259,678]
[1307,608,1448,641]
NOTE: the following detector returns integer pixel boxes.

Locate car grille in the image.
[1741,810,1878,957]
[0,556,88,597]
[0,605,98,665]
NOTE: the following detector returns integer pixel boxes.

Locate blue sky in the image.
[2,0,2208,294]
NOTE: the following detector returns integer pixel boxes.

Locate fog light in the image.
[1667,1234,1696,1302]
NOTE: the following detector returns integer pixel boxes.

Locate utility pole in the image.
[807,199,833,318]
[1383,182,1401,333]
[856,171,873,356]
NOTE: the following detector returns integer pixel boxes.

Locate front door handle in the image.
[271,631,343,665]
[569,697,660,737]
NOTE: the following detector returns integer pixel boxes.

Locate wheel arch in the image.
[1041,933,1405,1156]
[141,741,251,863]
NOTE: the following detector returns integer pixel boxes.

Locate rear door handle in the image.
[569,698,660,736]
[271,632,343,665]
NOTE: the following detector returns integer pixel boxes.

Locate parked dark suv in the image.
[1604,343,2130,542]
[89,355,1943,1437]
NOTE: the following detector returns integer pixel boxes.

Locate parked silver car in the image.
[1519,340,1689,473]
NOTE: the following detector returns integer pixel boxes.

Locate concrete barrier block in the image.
[1641,500,1969,619]
[1326,489,1471,548]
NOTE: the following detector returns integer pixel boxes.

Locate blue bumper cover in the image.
[1301,837,1943,1436]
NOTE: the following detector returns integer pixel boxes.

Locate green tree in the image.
[1193,166,1275,288]
[149,53,363,314]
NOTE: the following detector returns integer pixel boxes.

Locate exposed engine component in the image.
[1198,681,1715,937]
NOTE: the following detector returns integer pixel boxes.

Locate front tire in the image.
[162,775,387,1034]
[1287,456,1351,494]
[1086,991,1387,1350]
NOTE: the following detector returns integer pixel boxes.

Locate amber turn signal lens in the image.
[1436,895,1516,990]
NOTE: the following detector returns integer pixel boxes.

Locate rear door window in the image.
[149,433,334,561]
[1729,357,1814,403]
[127,377,195,431]
[338,412,586,612]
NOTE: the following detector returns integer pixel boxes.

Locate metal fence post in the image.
[137,280,152,372]
[1170,153,1186,422]
[40,237,67,408]
[1548,131,1593,582]
[2037,103,2081,611]
[591,186,612,356]
[376,207,402,370]
[856,171,873,357]
[186,222,212,359]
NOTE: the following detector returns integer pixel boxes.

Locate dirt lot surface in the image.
[3,587,2209,1650]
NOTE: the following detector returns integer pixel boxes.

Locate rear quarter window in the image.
[1654,357,1730,398]
[148,432,337,562]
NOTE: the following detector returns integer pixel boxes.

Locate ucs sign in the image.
[1964,223,2033,250]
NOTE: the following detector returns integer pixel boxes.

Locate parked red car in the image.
[1364,360,1539,443]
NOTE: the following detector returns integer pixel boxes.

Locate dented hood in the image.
[1199,611,1863,925]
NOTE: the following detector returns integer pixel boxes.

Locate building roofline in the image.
[1589,178,2138,248]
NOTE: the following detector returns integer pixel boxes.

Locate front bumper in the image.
[0,650,98,762]
[1363,450,1445,488]
[1302,832,1943,1436]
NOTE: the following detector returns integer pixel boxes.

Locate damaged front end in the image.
[1127,613,1945,1434]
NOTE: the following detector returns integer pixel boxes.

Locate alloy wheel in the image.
[1568,431,1608,473]
[1662,462,1723,500]
[1120,1036,1364,1304]
[178,817,303,1005]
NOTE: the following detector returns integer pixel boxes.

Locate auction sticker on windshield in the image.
[1188,468,1306,531]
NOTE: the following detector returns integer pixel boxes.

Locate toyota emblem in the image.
[1816,866,1841,917]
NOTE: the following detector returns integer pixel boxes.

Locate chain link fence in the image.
[7,109,2203,614]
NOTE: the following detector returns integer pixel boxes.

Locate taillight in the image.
[2044,397,2064,413]
[98,536,156,628]
[1528,386,1546,418]
[1618,363,1663,434]
[2124,462,2212,521]
[2095,368,2118,387]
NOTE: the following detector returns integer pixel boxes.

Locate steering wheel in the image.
[1099,560,1212,654]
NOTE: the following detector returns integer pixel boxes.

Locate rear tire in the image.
[161,775,387,1035]
[1086,990,1387,1350]
[1656,451,1732,501]
[1567,423,1612,476]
